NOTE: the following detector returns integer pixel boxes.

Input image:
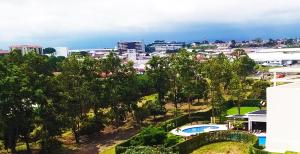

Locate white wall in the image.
[267,83,300,152]
[54,47,69,57]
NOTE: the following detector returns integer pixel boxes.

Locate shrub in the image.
[172,130,257,154]
[123,146,175,154]
[79,117,104,135]
[146,99,166,119]
[40,138,62,154]
[164,134,182,147]
[130,126,167,146]
[116,109,211,154]
[133,105,149,125]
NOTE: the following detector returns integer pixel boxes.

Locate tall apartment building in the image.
[117,41,145,53]
[9,45,43,55]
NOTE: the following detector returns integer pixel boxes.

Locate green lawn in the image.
[227,107,260,115]
[192,141,250,154]
[100,146,115,154]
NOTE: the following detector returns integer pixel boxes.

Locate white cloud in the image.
[1,0,300,45]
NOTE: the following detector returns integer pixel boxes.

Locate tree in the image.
[229,73,247,115]
[48,56,65,72]
[43,47,56,54]
[58,55,93,143]
[169,49,199,116]
[146,56,171,107]
[100,52,139,126]
[231,49,247,59]
[230,54,256,115]
[250,80,271,100]
[204,53,232,120]
[0,52,34,153]
[145,98,166,121]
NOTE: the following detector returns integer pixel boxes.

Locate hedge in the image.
[116,99,262,154]
[158,108,212,132]
[226,99,262,108]
[116,109,211,154]
[171,130,258,154]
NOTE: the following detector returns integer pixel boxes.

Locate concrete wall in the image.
[267,83,300,152]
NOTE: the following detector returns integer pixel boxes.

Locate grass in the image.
[100,146,115,154]
[192,141,250,154]
[227,107,260,115]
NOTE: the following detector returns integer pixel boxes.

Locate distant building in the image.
[147,40,184,52]
[248,48,300,66]
[9,45,43,55]
[54,47,69,57]
[0,50,9,56]
[117,41,145,53]
[69,48,114,58]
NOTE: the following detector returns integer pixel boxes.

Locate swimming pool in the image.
[171,124,228,136]
[258,136,266,146]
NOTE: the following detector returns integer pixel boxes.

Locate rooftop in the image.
[269,67,300,73]
[247,110,266,115]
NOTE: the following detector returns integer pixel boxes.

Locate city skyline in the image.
[1,0,300,49]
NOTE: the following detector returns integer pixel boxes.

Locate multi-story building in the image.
[54,47,69,57]
[9,45,43,55]
[147,40,184,52]
[117,41,145,53]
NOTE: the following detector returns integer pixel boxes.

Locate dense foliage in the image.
[0,48,263,153]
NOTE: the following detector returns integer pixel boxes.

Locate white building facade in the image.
[267,83,300,152]
[54,47,69,57]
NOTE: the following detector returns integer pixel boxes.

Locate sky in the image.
[1,0,300,49]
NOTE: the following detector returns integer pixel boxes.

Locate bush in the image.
[79,117,104,135]
[226,99,262,108]
[40,138,62,154]
[164,134,182,147]
[172,130,257,154]
[159,109,211,132]
[123,146,175,154]
[116,109,211,154]
[133,105,149,125]
[130,126,167,146]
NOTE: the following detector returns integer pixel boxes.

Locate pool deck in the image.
[171,124,228,137]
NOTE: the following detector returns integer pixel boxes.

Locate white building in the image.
[148,40,184,52]
[9,45,43,55]
[266,67,300,152]
[54,47,69,57]
[248,48,300,66]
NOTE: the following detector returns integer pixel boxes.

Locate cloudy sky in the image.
[1,0,300,49]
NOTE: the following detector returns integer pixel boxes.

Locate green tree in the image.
[58,55,93,143]
[0,52,34,153]
[146,56,171,107]
[230,54,256,114]
[204,53,232,120]
[250,80,271,100]
[43,47,56,54]
[100,52,139,126]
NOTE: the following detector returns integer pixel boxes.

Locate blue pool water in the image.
[259,136,266,146]
[182,126,219,133]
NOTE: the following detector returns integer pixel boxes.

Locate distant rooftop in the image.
[247,110,266,115]
[271,82,300,88]
[269,67,300,73]
[0,50,9,55]
[10,45,42,48]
